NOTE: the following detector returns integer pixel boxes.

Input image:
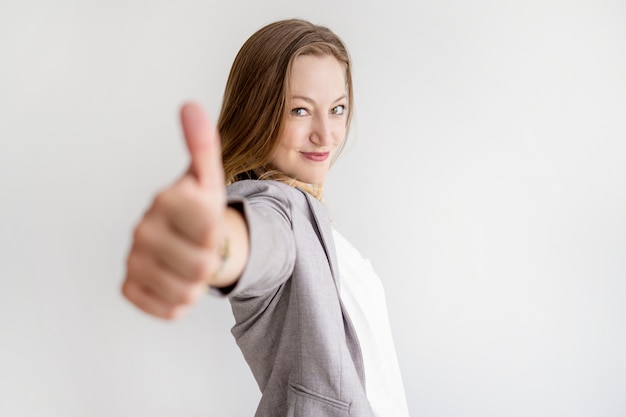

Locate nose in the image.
[310,114,334,147]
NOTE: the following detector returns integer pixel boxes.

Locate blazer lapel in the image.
[302,191,340,289]
[301,190,367,385]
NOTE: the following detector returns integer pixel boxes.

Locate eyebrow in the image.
[290,95,347,104]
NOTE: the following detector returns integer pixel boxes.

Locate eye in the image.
[331,104,346,116]
[290,107,309,117]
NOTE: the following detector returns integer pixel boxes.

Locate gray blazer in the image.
[220,180,375,417]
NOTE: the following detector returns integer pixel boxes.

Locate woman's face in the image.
[270,54,348,184]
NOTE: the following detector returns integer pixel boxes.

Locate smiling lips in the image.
[301,151,330,162]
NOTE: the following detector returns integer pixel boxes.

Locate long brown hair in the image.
[218,19,354,199]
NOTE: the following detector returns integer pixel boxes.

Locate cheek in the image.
[271,131,296,165]
[278,125,305,149]
[333,124,347,143]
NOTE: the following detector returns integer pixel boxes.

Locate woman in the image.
[123,19,409,417]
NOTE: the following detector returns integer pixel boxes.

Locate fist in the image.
[122,103,227,319]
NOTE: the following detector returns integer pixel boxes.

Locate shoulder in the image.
[227,180,304,225]
[227,180,315,212]
[227,179,299,200]
[227,179,328,225]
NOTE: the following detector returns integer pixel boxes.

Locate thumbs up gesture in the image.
[122,103,248,319]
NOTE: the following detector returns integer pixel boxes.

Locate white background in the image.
[1,1,625,416]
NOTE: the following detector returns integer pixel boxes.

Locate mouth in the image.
[301,151,330,162]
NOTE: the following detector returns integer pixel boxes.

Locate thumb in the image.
[180,102,223,187]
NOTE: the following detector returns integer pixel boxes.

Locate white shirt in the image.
[332,228,410,417]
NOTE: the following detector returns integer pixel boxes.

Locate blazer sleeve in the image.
[209,180,296,299]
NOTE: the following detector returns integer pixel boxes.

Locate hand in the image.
[122,102,228,319]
